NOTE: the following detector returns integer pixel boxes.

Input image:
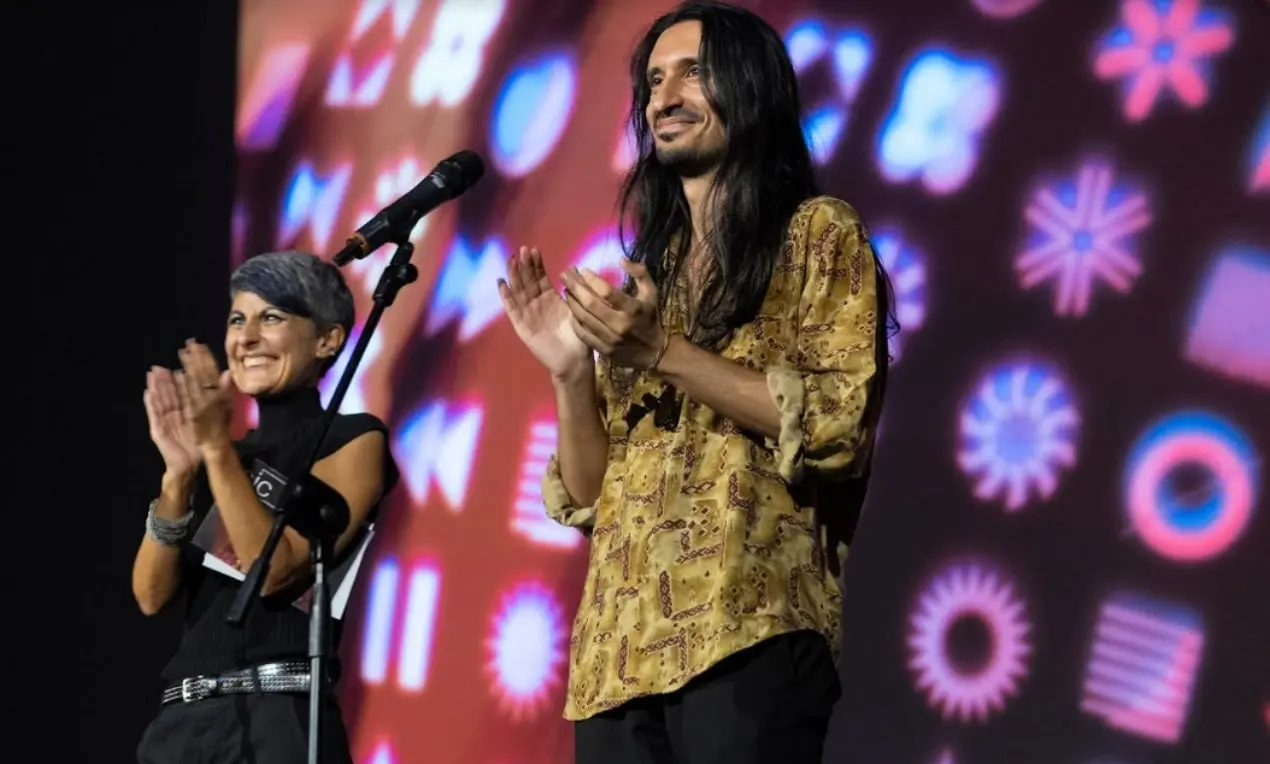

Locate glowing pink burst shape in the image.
[1093,0,1234,123]
[485,581,567,720]
[908,563,1032,722]
[958,362,1080,511]
[1017,160,1151,317]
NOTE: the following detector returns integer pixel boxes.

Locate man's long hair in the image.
[619,2,830,348]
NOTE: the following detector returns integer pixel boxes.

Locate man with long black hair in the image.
[497,2,895,762]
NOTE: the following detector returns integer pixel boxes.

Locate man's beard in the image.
[655,141,723,179]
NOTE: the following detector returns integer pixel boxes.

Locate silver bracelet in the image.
[146,499,194,547]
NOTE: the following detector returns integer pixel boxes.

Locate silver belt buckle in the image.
[180,676,216,703]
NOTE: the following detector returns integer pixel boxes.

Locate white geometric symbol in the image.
[394,399,484,511]
[325,0,421,107]
[509,421,583,549]
[278,161,353,252]
[409,0,505,108]
[425,236,510,343]
[359,558,442,693]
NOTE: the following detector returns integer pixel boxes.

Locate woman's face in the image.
[224,291,343,397]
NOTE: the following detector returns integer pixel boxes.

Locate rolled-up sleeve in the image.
[766,201,880,483]
[540,360,613,534]
[541,453,597,533]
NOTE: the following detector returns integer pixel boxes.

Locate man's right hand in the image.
[499,246,592,382]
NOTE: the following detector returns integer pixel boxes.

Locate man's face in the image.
[645,20,726,177]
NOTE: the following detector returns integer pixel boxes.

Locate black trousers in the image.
[136,693,353,764]
[574,630,841,764]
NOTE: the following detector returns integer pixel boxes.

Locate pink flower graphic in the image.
[1016,160,1152,317]
[1094,0,1234,123]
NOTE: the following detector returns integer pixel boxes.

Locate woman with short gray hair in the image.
[132,251,397,763]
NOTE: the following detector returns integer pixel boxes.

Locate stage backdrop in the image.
[232,0,1269,762]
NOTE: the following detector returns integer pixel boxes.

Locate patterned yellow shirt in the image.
[542,196,884,721]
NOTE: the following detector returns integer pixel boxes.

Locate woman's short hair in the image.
[230,251,355,368]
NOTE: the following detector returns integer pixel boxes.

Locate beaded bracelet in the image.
[146,499,194,547]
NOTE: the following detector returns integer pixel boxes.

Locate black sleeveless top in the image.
[161,387,398,682]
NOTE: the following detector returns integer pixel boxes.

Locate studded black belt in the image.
[161,660,311,706]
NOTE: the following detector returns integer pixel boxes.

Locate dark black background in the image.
[12,3,238,759]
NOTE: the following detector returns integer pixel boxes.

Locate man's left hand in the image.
[561,260,667,370]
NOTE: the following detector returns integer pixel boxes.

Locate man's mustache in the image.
[655,108,700,127]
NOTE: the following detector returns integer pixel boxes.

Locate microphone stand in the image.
[226,229,419,764]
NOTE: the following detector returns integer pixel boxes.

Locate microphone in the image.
[333,150,485,266]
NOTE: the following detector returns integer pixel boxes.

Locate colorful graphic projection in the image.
[1081,591,1205,744]
[1092,0,1235,123]
[1016,159,1152,318]
[957,360,1080,512]
[1122,410,1259,563]
[233,1,1269,762]
[907,560,1032,722]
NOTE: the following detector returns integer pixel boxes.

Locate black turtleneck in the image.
[161,386,396,683]
[253,385,324,440]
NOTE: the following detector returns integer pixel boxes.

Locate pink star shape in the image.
[1094,0,1234,123]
